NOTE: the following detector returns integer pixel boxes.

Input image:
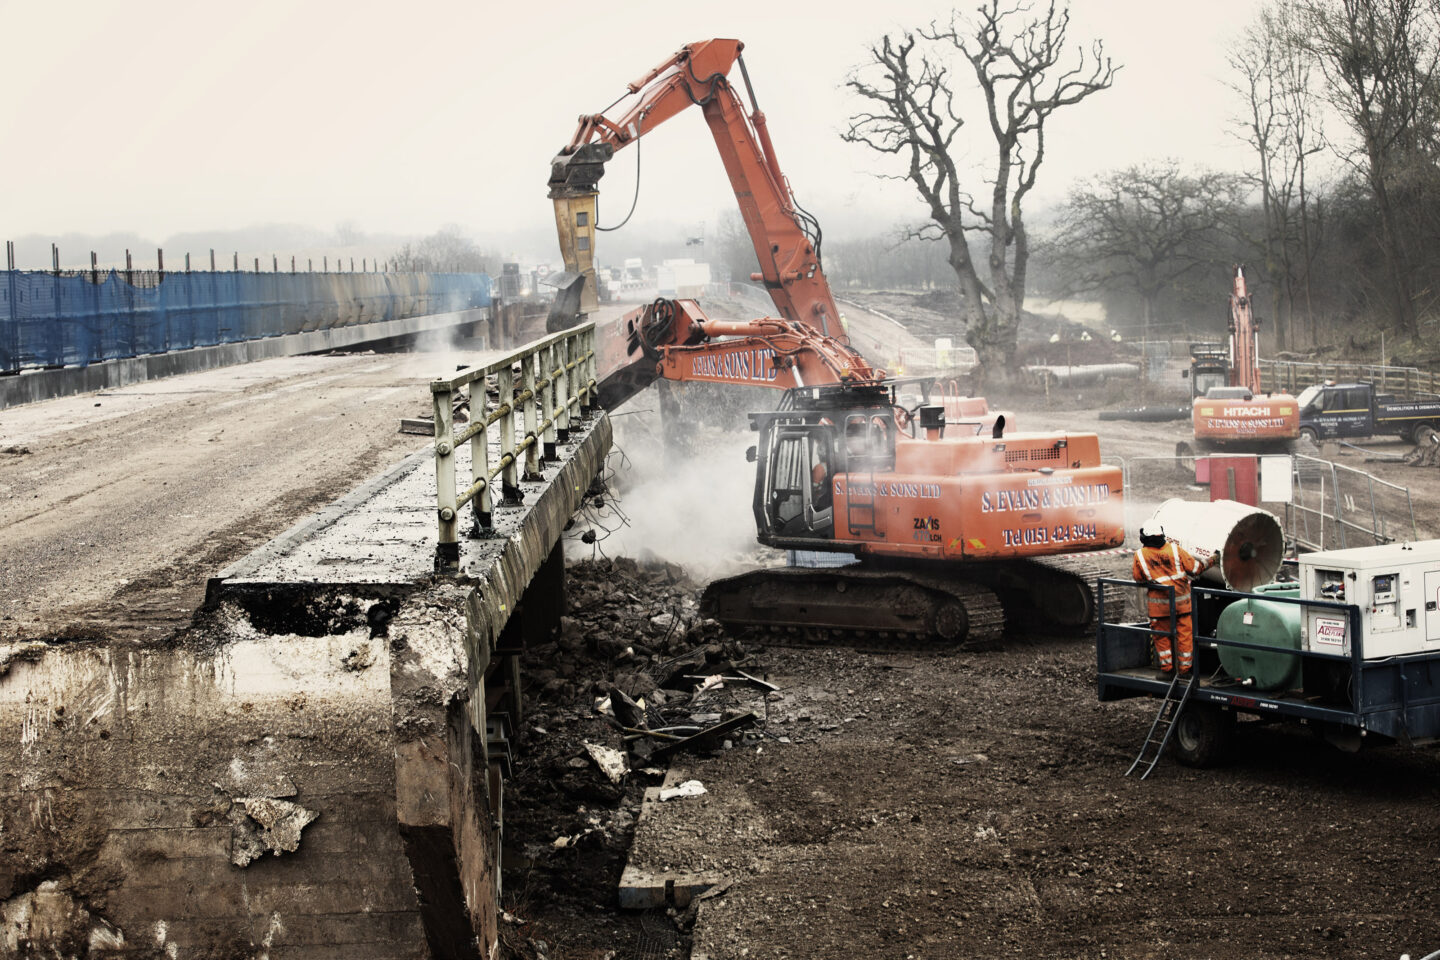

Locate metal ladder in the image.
[1125,671,1198,779]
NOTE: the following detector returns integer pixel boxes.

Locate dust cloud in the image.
[579,407,772,582]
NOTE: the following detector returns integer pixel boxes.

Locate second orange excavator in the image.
[549,38,1126,645]
[1190,266,1300,447]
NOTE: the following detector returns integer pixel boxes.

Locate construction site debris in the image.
[649,712,760,761]
[500,558,763,957]
[1404,429,1440,466]
[659,780,707,801]
[228,797,320,867]
[584,742,629,784]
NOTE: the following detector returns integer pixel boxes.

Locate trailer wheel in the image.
[1169,704,1235,768]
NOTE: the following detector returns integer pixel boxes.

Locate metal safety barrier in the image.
[430,323,597,569]
[1106,452,1420,550]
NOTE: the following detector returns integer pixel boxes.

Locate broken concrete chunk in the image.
[583,742,629,785]
[659,779,706,801]
[608,685,646,728]
[648,612,678,636]
[229,797,320,867]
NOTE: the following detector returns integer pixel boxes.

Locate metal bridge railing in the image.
[430,323,597,570]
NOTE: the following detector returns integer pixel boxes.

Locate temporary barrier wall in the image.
[0,269,492,374]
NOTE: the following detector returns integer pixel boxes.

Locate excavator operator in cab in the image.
[1131,524,1217,677]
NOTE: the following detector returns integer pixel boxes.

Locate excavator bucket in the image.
[545,271,588,333]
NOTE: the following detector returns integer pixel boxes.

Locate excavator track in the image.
[699,550,1129,651]
[700,565,1006,651]
[980,552,1131,634]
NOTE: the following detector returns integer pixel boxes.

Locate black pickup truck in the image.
[1296,381,1440,443]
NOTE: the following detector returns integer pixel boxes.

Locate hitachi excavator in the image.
[546,39,1126,646]
[1190,266,1300,447]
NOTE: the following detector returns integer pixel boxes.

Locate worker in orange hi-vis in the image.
[1132,524,1218,677]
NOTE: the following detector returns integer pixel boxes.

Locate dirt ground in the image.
[502,556,1440,960]
[498,295,1440,960]
[0,348,491,642]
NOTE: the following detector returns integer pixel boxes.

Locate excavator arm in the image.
[548,38,846,341]
[596,297,878,409]
[1227,265,1261,392]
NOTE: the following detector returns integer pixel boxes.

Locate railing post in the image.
[574,331,589,417]
[556,335,572,442]
[433,383,459,570]
[585,326,598,414]
[542,342,558,460]
[471,376,493,532]
[498,364,521,503]
[522,350,542,480]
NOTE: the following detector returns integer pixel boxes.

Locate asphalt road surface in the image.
[0,349,493,643]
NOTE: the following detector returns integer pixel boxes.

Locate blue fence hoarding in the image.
[0,269,492,374]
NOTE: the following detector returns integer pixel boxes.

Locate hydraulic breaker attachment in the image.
[548,143,613,317]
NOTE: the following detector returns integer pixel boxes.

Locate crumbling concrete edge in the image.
[0,307,490,410]
[204,446,432,601]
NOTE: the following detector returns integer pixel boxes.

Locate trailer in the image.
[1097,541,1440,769]
[1297,380,1440,444]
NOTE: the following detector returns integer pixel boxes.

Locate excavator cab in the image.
[761,424,834,539]
[753,385,903,543]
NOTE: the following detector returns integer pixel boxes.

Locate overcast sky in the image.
[2,0,1269,258]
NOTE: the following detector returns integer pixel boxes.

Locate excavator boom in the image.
[548,39,845,340]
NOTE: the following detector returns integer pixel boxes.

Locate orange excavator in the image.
[547,39,1125,645]
[1190,266,1299,447]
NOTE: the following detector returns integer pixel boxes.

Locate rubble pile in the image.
[500,558,762,959]
[1404,428,1440,466]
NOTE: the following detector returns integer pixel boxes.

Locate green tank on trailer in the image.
[1216,584,1303,691]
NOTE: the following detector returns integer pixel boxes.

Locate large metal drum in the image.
[1146,498,1285,591]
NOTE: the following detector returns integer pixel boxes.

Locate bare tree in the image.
[1296,0,1440,334]
[1049,163,1245,335]
[1230,2,1328,349]
[392,225,497,274]
[844,1,1116,382]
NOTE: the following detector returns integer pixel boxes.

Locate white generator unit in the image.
[1298,541,1440,658]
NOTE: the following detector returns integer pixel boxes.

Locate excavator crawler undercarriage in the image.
[701,551,1128,650]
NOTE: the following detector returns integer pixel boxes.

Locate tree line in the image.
[813,0,1440,382]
